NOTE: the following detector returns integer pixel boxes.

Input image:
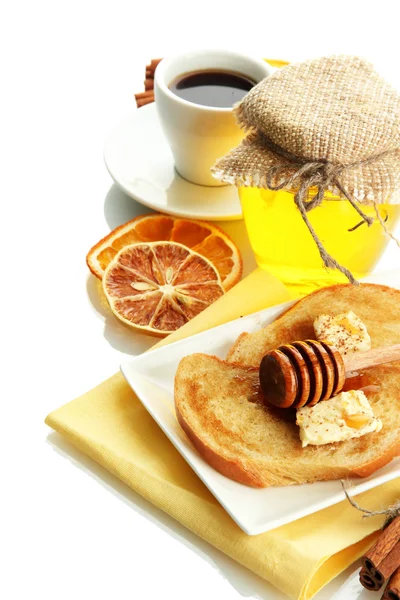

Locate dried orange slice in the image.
[87,214,242,290]
[103,241,224,336]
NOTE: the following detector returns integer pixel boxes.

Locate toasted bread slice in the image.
[227,283,400,366]
[175,353,400,487]
[175,284,400,487]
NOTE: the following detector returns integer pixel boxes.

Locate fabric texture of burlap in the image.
[212,56,400,204]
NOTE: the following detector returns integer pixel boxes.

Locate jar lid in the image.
[212,56,400,205]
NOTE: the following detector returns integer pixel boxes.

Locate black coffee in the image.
[169,69,256,108]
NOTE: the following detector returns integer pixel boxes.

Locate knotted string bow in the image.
[260,134,392,284]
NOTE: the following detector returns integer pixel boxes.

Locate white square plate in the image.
[121,270,400,535]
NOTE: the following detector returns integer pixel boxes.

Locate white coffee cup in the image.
[154,50,272,187]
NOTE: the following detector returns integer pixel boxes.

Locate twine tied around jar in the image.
[212,56,400,283]
[261,137,398,284]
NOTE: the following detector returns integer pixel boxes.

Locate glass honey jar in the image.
[239,186,400,295]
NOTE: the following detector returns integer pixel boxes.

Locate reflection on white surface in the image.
[86,273,156,355]
[329,566,383,599]
[103,104,243,220]
[47,432,291,600]
[46,432,369,600]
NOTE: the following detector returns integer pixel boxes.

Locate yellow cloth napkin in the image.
[46,268,400,600]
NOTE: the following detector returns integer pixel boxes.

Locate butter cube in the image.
[313,311,371,355]
[296,390,382,448]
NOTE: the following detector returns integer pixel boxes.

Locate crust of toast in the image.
[350,439,400,478]
[176,407,265,487]
[179,399,400,484]
[276,283,398,323]
[227,283,400,365]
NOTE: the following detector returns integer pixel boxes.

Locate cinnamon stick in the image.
[363,517,400,571]
[134,90,154,101]
[144,58,162,83]
[360,516,400,590]
[383,566,400,599]
[359,566,381,591]
[134,61,156,107]
[149,58,162,70]
[376,542,400,581]
[136,96,154,108]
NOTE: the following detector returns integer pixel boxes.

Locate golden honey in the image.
[239,187,400,295]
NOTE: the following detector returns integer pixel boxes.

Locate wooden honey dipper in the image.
[259,340,400,408]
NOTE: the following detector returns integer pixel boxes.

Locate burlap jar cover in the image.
[212,56,400,282]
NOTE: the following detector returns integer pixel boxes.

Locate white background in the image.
[2,1,400,598]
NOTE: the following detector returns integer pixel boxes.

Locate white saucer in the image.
[103,103,243,221]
